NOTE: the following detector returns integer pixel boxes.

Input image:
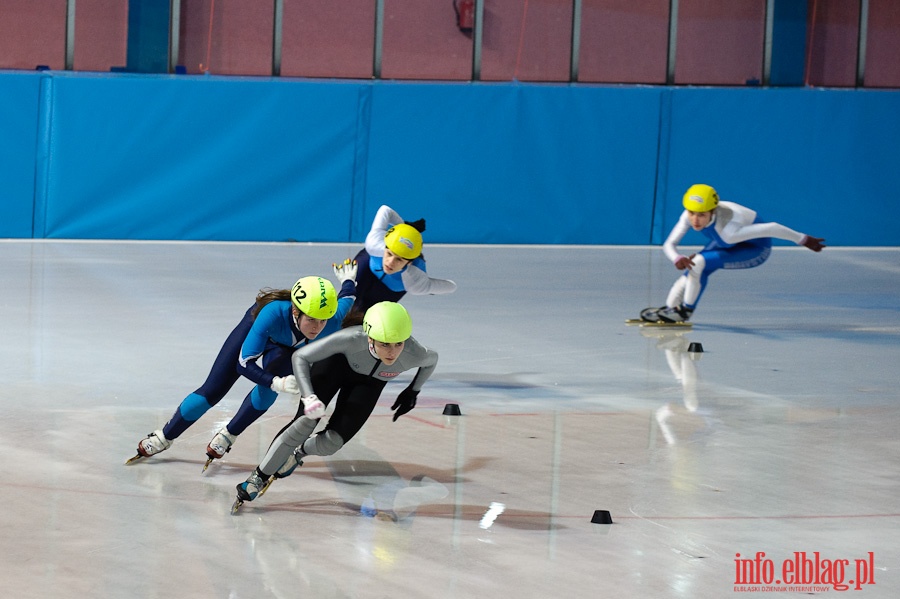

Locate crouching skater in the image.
[231,301,438,513]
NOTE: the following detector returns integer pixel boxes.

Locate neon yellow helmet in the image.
[384,224,423,260]
[290,276,337,319]
[363,302,412,343]
[682,184,719,213]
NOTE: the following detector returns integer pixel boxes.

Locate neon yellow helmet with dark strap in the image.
[384,224,423,260]
[290,276,337,319]
[682,184,719,213]
[363,301,412,343]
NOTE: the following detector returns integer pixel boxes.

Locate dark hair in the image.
[341,309,365,329]
[251,288,291,319]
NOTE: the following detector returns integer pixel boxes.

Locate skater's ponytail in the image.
[251,288,291,319]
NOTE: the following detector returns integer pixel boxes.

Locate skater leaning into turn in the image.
[232,301,439,512]
[128,269,356,466]
[344,204,457,313]
[641,183,825,324]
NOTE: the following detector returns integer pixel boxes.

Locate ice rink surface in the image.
[2,240,899,598]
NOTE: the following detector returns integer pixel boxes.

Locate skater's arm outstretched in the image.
[364,204,457,297]
[719,219,825,249]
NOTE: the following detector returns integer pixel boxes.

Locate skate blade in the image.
[640,321,692,328]
[231,496,244,515]
[202,457,214,473]
[124,453,145,465]
[625,319,645,325]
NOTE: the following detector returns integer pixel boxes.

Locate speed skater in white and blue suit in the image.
[640,184,825,324]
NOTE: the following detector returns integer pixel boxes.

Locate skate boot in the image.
[139,429,171,456]
[254,449,304,498]
[126,429,172,464]
[232,469,271,514]
[655,305,692,324]
[640,306,666,322]
[203,427,237,471]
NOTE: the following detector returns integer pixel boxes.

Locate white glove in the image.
[333,259,358,285]
[271,375,300,394]
[302,394,326,419]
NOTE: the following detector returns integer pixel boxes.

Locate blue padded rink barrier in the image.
[2,239,899,598]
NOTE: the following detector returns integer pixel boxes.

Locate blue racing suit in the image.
[160,293,353,441]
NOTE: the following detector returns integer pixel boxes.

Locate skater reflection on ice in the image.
[336,456,450,524]
[641,328,706,445]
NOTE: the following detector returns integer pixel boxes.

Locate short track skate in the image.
[626,318,692,328]
[230,478,275,515]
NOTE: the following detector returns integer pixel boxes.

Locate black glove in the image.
[391,388,419,421]
[404,218,426,233]
[800,235,826,252]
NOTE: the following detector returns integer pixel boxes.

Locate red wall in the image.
[0,0,67,70]
[73,0,128,72]
[805,0,859,87]
[675,0,766,85]
[1,0,898,87]
[578,0,669,84]
[178,0,274,75]
[863,0,900,88]
[281,0,375,79]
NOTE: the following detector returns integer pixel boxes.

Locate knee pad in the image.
[305,430,345,456]
[180,393,214,421]
[283,417,318,447]
[692,254,707,272]
[687,254,706,279]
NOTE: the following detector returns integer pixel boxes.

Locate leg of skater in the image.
[236,377,384,505]
[654,239,772,323]
[268,352,362,478]
[133,315,250,460]
[203,346,293,467]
